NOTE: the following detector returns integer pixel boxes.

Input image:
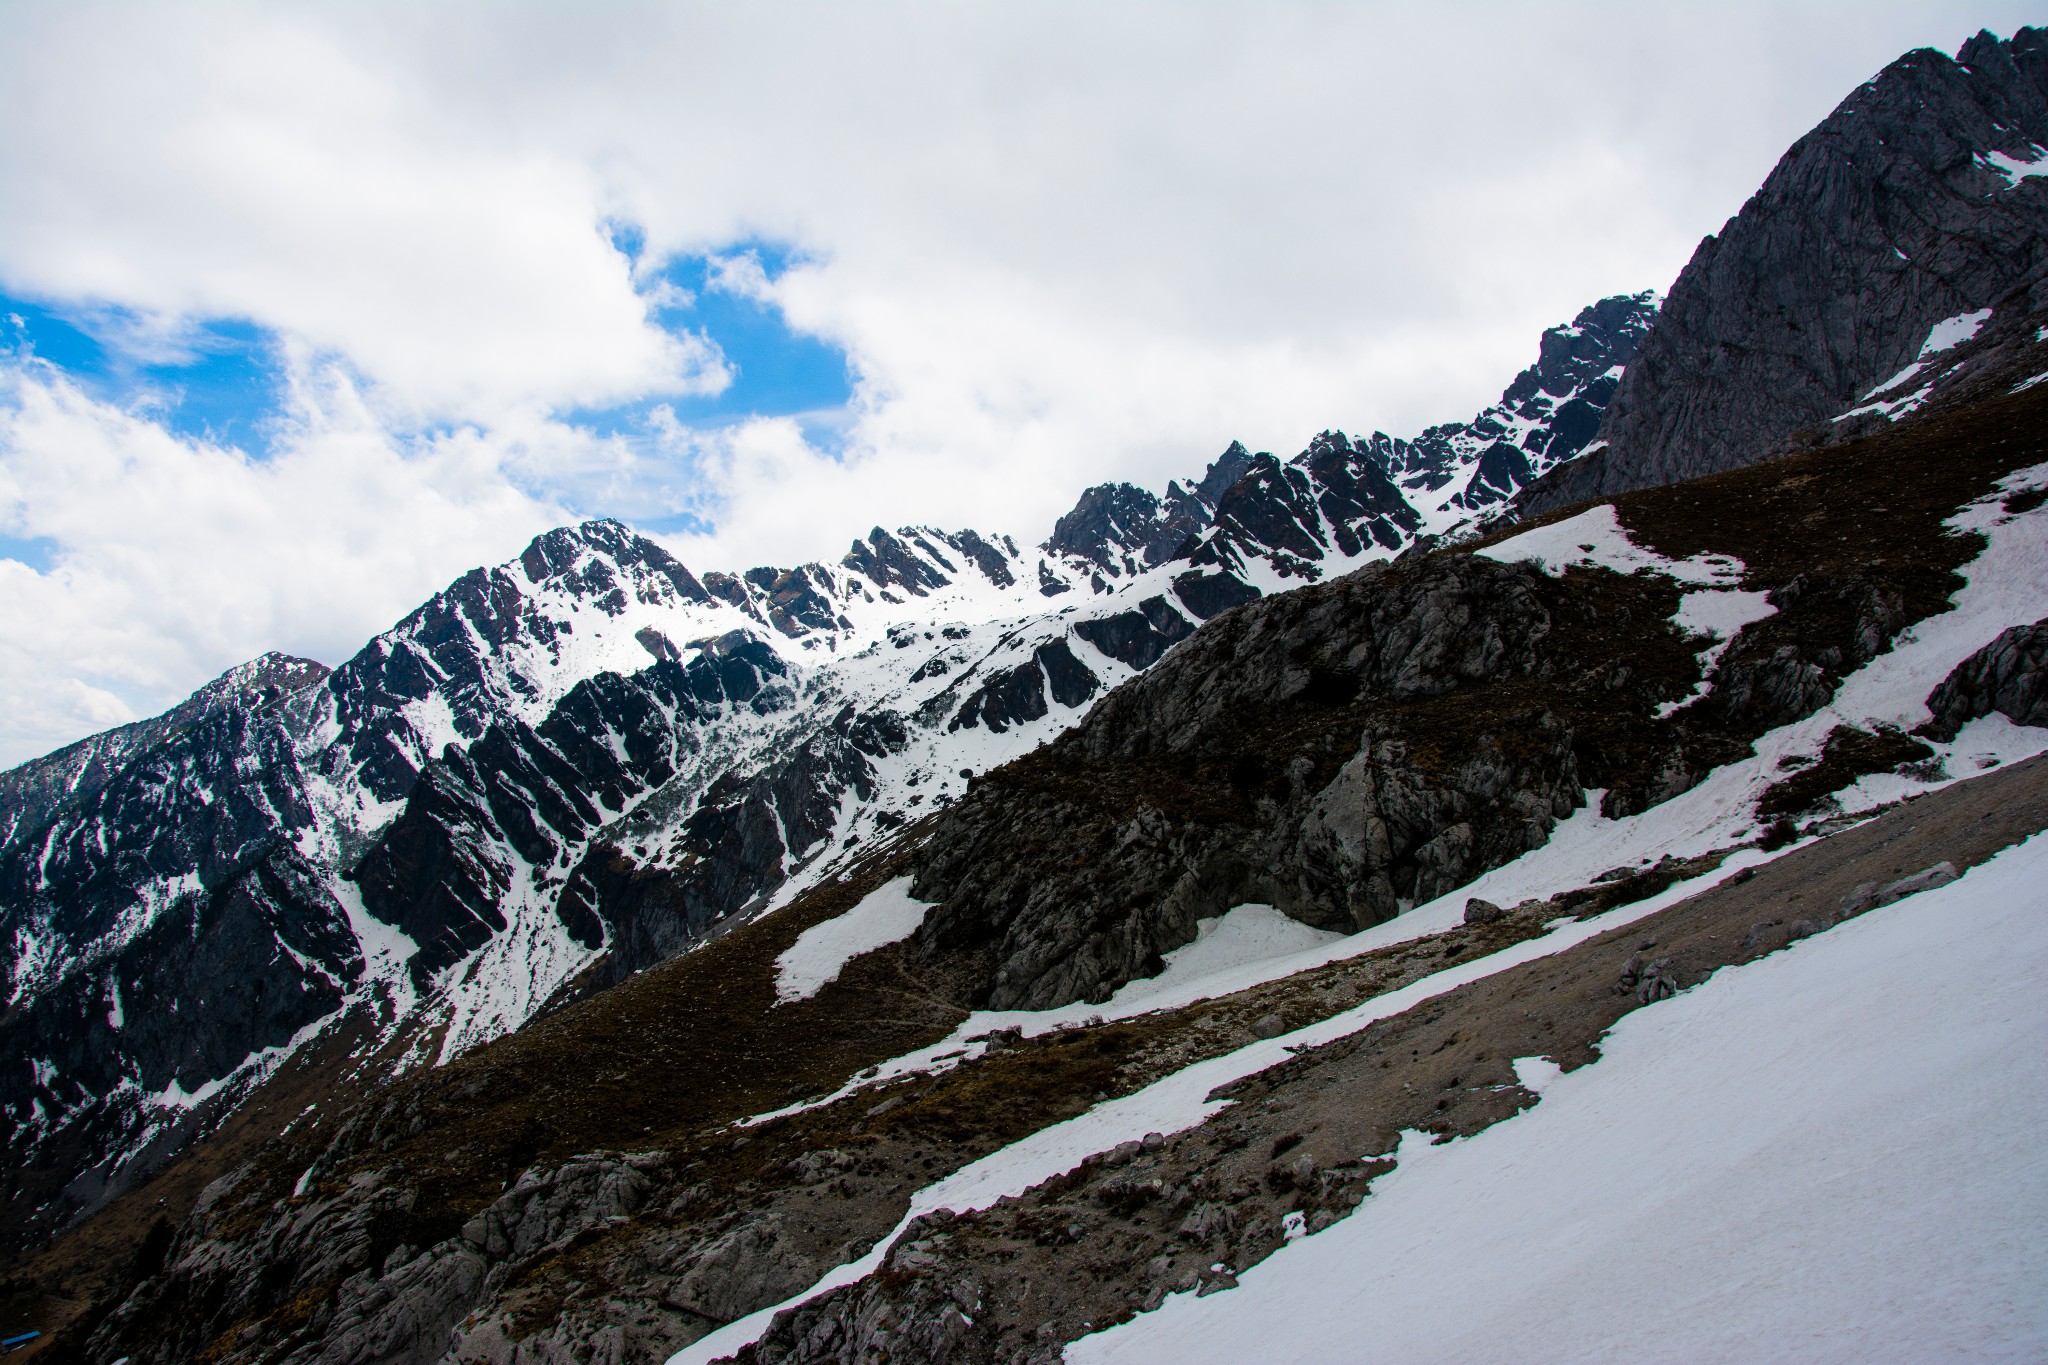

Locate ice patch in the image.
[776,876,935,1003]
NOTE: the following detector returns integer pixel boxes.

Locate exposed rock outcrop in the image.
[1922,617,2048,739]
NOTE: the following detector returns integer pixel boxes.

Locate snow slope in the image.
[1070,831,2048,1365]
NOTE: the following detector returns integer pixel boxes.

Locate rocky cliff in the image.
[1521,27,2048,513]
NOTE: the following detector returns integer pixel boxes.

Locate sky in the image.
[0,1,2037,766]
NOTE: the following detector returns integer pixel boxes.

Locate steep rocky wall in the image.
[1521,28,2048,513]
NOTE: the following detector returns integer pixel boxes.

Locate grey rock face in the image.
[1071,594,1198,670]
[0,701,358,1242]
[1033,293,1657,607]
[461,1152,658,1261]
[1463,897,1506,925]
[1922,618,2048,739]
[1373,293,1658,512]
[1044,445,1253,576]
[947,639,1102,734]
[1521,28,2048,513]
[555,707,908,999]
[350,637,792,983]
[910,555,1591,1011]
[737,1213,982,1365]
[318,520,716,806]
[0,651,330,854]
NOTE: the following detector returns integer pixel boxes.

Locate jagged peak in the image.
[517,517,709,605]
[197,652,331,707]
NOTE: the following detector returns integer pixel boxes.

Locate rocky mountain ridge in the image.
[0,284,1656,1247]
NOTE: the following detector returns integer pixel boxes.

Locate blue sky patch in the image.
[0,532,59,572]
[0,293,287,454]
[569,235,854,436]
[0,233,855,541]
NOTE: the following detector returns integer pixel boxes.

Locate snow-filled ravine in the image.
[1068,830,2048,1365]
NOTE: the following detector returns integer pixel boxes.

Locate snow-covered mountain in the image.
[13,25,2048,1365]
[0,290,1657,1241]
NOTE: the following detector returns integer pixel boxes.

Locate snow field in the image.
[1069,831,2048,1365]
[676,847,1788,1365]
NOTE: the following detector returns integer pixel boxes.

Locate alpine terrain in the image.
[5,25,2048,1365]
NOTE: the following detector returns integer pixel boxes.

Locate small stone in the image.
[1252,1014,1286,1039]
[1873,861,1960,907]
[1463,897,1506,925]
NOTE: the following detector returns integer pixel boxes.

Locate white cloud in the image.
[0,7,726,422]
[0,0,2036,762]
[0,354,559,763]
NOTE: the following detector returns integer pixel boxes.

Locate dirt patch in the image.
[1757,725,1935,816]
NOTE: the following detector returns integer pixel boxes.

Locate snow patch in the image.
[1477,504,1743,586]
[1657,587,1778,718]
[1836,309,1993,424]
[1982,144,2048,185]
[775,876,935,1003]
[1921,308,1993,356]
[1103,905,1343,1014]
[1510,1055,1563,1094]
